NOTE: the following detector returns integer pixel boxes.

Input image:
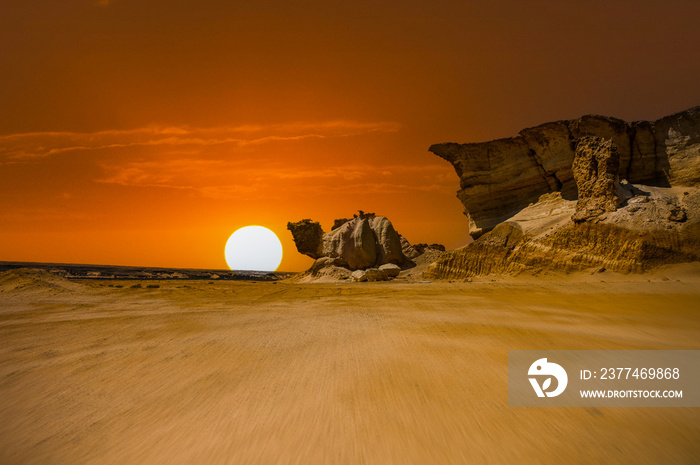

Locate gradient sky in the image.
[1,0,699,271]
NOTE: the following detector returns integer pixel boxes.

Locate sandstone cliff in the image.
[430,106,700,238]
[426,129,700,280]
[425,186,700,278]
[427,108,700,279]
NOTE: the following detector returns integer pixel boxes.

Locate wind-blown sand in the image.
[0,268,698,464]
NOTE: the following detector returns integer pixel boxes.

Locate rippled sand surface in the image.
[1,270,698,464]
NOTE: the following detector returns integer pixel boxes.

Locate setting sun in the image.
[224,226,283,272]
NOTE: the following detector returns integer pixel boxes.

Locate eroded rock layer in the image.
[425,187,700,278]
[571,136,623,223]
[430,107,700,238]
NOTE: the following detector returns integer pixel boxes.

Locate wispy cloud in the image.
[96,158,451,199]
[0,120,401,163]
[0,119,457,202]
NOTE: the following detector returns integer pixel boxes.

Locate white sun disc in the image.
[225,226,283,272]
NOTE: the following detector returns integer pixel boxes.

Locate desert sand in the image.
[1,267,699,464]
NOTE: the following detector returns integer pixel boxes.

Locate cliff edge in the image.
[427,107,700,278]
[430,106,700,238]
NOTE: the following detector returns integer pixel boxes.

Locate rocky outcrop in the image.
[430,106,700,238]
[286,219,324,258]
[425,186,700,278]
[399,235,446,259]
[571,137,623,222]
[288,212,446,281]
[288,211,408,272]
[350,266,398,282]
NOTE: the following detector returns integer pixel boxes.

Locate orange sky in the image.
[1,0,699,271]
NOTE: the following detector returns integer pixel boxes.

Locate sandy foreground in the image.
[0,268,699,464]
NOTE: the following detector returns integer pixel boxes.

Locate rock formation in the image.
[571,136,623,222]
[426,106,700,278]
[399,235,446,259]
[290,107,700,280]
[350,264,402,282]
[425,187,700,278]
[288,212,445,281]
[287,211,406,271]
[285,219,324,258]
[430,106,700,238]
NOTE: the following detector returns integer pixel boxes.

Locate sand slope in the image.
[0,270,698,464]
[0,268,85,296]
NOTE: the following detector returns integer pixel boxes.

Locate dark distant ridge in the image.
[0,261,292,281]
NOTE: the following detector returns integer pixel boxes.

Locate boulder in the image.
[363,268,389,282]
[378,263,401,278]
[351,270,367,282]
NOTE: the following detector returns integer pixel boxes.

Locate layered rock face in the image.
[430,106,700,238]
[427,106,700,278]
[287,211,407,271]
[425,187,700,278]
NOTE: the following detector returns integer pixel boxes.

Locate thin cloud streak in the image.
[97,158,452,199]
[0,121,401,162]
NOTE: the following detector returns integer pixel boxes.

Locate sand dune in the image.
[0,269,698,464]
[0,268,85,296]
